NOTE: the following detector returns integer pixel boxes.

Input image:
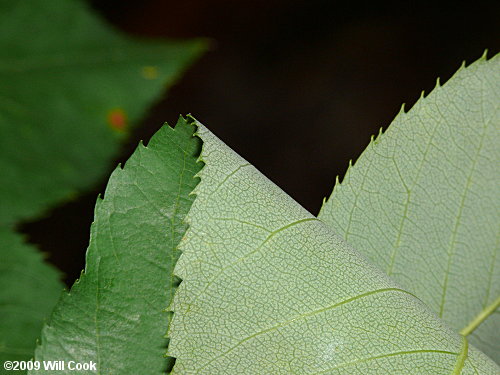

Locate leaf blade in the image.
[0,228,63,369]
[30,118,202,374]
[0,0,206,224]
[167,120,499,374]
[318,53,500,360]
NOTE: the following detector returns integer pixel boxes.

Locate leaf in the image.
[0,1,204,368]
[0,0,206,224]
[318,53,499,361]
[31,118,202,374]
[0,228,63,367]
[167,120,499,374]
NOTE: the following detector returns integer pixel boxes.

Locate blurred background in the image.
[21,0,499,285]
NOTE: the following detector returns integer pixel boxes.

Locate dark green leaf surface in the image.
[167,120,499,374]
[0,228,63,370]
[31,118,201,374]
[0,0,206,224]
[318,53,500,361]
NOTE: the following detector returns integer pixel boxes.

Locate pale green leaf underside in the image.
[0,228,63,368]
[31,119,202,374]
[318,53,500,361]
[168,121,499,374]
[0,0,205,224]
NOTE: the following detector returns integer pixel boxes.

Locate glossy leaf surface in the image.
[31,118,201,374]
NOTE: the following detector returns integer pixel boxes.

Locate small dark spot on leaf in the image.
[107,108,127,132]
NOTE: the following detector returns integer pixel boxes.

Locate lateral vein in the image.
[460,296,500,336]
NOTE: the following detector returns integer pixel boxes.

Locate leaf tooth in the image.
[321,195,328,207]
[165,117,206,362]
[399,102,407,114]
[371,127,384,146]
[481,48,489,60]
[435,76,441,89]
[321,174,341,208]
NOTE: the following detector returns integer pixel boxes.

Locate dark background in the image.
[21,0,499,285]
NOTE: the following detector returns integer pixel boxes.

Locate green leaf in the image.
[0,228,63,367]
[167,120,499,374]
[318,53,499,361]
[0,0,206,224]
[31,118,202,374]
